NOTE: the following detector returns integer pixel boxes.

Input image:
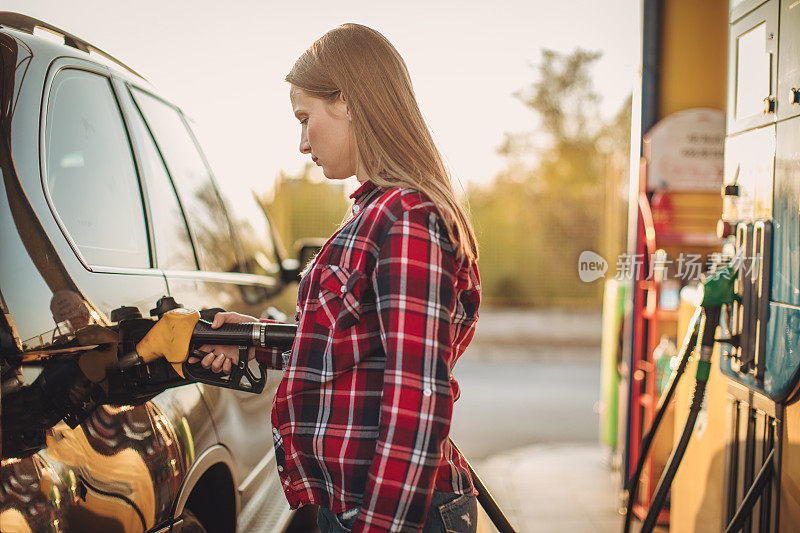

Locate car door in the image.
[0,54,219,532]
[119,83,286,521]
[22,60,170,341]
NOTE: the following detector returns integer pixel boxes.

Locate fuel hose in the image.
[639,305,722,533]
[632,259,736,532]
[622,307,701,533]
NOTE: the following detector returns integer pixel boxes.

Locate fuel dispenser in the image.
[711,1,800,529]
[622,109,725,525]
[623,1,800,531]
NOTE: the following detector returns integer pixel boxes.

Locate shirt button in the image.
[277,465,284,472]
[340,286,346,293]
[352,204,360,214]
[423,388,432,397]
[272,427,279,435]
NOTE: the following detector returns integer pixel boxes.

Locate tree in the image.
[469,48,631,306]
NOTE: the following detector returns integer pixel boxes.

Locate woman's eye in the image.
[299,118,308,125]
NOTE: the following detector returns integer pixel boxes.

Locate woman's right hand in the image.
[187,312,258,374]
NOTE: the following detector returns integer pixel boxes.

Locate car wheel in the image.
[179,509,208,533]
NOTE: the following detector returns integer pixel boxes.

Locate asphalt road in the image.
[449,352,602,462]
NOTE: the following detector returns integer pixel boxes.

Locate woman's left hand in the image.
[187,311,258,374]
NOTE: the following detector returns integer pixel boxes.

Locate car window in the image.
[227,190,279,275]
[125,91,198,271]
[129,88,237,273]
[44,69,149,269]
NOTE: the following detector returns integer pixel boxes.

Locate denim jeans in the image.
[317,490,479,533]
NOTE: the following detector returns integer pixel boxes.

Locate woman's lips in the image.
[312,157,320,166]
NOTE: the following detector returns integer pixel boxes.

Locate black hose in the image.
[450,440,517,533]
[190,320,296,349]
[640,378,707,532]
[622,310,701,532]
[640,307,720,533]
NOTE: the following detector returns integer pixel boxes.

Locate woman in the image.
[195,23,481,532]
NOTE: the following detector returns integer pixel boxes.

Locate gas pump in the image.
[623,258,736,533]
[639,263,734,532]
[712,1,800,530]
[624,2,800,531]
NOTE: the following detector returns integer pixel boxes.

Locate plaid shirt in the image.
[255,180,481,532]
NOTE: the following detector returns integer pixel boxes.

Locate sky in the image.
[4,1,639,205]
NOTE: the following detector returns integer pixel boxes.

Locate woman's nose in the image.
[299,133,311,154]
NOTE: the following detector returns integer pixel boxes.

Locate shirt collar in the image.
[349,180,381,215]
[349,180,376,201]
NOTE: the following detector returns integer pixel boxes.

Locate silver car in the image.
[0,12,312,533]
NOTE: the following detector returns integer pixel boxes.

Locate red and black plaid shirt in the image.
[255,180,480,532]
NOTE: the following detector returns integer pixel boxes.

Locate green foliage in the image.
[515,49,603,147]
[469,48,631,307]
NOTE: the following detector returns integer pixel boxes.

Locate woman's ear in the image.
[337,92,352,121]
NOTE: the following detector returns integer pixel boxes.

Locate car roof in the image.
[0,11,151,87]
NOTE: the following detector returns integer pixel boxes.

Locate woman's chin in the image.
[322,169,349,181]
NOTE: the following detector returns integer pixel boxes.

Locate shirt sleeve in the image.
[254,318,286,370]
[353,207,457,532]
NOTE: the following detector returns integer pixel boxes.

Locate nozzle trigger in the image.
[183,347,266,394]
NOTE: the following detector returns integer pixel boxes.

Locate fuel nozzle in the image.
[118,307,201,375]
[693,256,737,372]
[117,308,297,394]
[699,261,738,309]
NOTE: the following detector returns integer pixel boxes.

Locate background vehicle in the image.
[0,12,308,532]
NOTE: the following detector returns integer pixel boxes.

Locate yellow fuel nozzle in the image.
[134,308,200,378]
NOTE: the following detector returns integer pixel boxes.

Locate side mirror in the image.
[297,239,324,269]
[279,239,326,283]
[238,284,270,305]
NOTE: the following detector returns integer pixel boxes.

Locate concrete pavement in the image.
[450,358,602,461]
[475,444,622,533]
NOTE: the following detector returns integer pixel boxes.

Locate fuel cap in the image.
[110,306,142,323]
[150,296,183,318]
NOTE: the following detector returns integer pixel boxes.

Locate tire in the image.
[178,509,208,533]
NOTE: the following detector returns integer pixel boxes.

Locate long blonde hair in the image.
[286,23,478,262]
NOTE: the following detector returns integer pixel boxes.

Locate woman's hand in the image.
[187,312,258,374]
